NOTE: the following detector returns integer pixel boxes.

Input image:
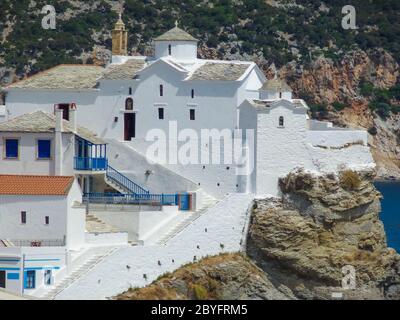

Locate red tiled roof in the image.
[0,175,75,196]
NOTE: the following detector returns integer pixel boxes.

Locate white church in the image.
[0,16,375,298]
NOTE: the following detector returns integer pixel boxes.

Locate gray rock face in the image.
[247,169,400,300]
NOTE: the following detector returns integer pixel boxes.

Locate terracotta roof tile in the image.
[0,175,75,196]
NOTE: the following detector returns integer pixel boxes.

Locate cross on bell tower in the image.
[112,13,128,56]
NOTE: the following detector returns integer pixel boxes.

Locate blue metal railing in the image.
[74,157,108,171]
[106,165,150,195]
[83,193,178,206]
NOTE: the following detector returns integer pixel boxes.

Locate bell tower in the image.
[112,13,128,56]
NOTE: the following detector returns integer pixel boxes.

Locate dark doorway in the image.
[0,271,5,288]
[58,104,70,120]
[124,113,136,141]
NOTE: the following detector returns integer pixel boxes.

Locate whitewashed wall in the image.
[0,181,84,251]
[55,193,254,300]
[155,41,197,61]
[255,104,312,196]
[306,129,368,148]
[0,195,69,242]
[0,132,75,176]
[66,180,86,251]
[240,100,375,197]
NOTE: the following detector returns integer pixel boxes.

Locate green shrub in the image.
[332,101,347,111]
[359,81,375,97]
[192,284,209,300]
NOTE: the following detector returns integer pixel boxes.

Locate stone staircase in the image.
[104,165,150,195]
[156,193,218,245]
[86,214,119,233]
[40,247,119,300]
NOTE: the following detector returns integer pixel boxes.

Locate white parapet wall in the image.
[91,206,180,244]
[54,193,254,300]
[306,129,368,148]
[85,232,129,246]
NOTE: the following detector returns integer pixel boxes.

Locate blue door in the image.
[179,194,191,211]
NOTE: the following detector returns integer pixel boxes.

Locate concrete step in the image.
[40,248,118,300]
[156,195,218,245]
[86,215,120,233]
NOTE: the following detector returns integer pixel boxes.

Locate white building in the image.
[0,175,86,295]
[0,175,85,250]
[0,18,375,199]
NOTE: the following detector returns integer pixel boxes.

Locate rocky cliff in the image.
[115,253,291,300]
[248,169,400,299]
[116,169,400,300]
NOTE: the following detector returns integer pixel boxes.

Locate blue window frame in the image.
[37,140,51,159]
[25,270,36,289]
[5,139,19,159]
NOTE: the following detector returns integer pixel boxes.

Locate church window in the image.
[279,92,282,99]
[190,109,195,121]
[129,87,132,95]
[160,85,164,97]
[279,116,284,127]
[125,98,133,110]
[191,89,195,99]
[168,44,172,55]
[158,108,164,120]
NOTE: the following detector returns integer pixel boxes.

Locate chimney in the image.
[55,107,64,176]
[69,103,77,133]
[55,107,64,133]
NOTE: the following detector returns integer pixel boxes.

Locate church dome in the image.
[259,78,293,100]
[154,24,198,42]
[154,22,198,61]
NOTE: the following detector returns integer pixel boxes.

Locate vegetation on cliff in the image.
[115,253,289,300]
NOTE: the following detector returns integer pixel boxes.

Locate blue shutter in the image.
[38,140,51,159]
[23,271,28,289]
[5,139,19,158]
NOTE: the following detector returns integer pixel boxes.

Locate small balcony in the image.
[74,137,108,172]
[74,157,108,171]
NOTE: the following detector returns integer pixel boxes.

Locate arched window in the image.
[279,116,284,127]
[125,98,133,110]
[160,84,164,97]
[129,87,132,95]
[168,44,172,55]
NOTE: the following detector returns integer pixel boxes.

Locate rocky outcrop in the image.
[115,254,292,300]
[248,169,400,300]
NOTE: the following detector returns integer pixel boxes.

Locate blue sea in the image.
[375,182,400,253]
